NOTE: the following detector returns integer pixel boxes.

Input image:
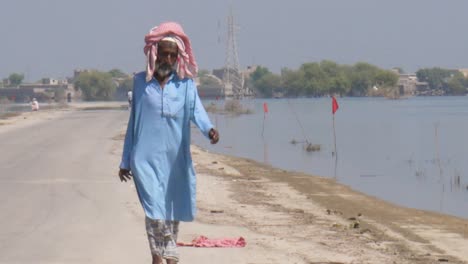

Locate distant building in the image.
[73,69,91,81]
[0,77,76,102]
[397,73,429,96]
[2,78,11,86]
[458,69,468,77]
[42,78,59,85]
[19,82,75,102]
[0,87,34,102]
[41,78,69,85]
[197,74,224,99]
[210,66,256,98]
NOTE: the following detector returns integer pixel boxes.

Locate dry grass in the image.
[0,112,21,120]
[203,100,253,115]
[223,100,252,115]
[305,142,321,152]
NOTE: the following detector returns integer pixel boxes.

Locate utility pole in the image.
[223,7,245,99]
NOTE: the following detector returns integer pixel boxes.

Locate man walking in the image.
[118,22,219,264]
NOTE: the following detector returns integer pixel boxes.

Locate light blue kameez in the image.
[120,72,213,221]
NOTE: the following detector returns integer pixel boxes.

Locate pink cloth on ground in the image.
[144,21,198,82]
[177,236,246,248]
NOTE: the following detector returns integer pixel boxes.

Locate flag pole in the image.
[262,102,268,138]
[331,96,339,179]
[333,114,337,157]
[262,111,265,137]
[332,96,338,157]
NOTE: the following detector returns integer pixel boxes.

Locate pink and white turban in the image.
[144,21,198,82]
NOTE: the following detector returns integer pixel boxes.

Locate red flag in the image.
[263,102,269,113]
[332,96,339,114]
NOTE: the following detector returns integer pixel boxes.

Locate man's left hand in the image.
[209,128,219,144]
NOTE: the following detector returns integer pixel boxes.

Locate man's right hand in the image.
[118,168,133,182]
[208,128,219,144]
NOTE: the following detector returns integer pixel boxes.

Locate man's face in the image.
[155,41,178,78]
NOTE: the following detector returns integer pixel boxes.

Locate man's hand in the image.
[118,168,133,182]
[208,128,219,144]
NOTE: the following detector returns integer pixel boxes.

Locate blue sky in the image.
[1,0,468,81]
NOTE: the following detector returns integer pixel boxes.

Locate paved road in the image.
[0,110,149,263]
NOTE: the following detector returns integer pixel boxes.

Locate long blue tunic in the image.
[120,72,213,221]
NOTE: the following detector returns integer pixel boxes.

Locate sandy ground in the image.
[1,103,467,264]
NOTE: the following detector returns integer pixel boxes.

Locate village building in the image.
[0,77,76,103]
[397,73,429,96]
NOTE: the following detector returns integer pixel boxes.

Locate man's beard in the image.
[155,62,176,78]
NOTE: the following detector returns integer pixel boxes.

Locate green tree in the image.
[281,68,304,96]
[250,60,398,97]
[348,66,374,96]
[320,60,340,77]
[254,73,282,97]
[375,70,398,87]
[416,68,456,90]
[446,73,467,95]
[250,66,271,83]
[8,73,24,86]
[108,68,128,78]
[329,74,351,96]
[74,71,116,101]
[300,62,328,96]
[249,66,276,96]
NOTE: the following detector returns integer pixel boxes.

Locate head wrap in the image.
[144,22,198,82]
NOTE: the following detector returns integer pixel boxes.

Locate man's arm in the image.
[119,79,137,181]
[190,84,219,144]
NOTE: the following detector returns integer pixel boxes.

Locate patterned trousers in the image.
[145,217,180,262]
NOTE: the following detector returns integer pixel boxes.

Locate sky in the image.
[1,0,468,81]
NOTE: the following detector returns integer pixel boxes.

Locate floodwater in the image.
[192,97,468,219]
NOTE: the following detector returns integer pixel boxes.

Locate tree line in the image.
[74,69,132,101]
[246,61,468,97]
[416,68,468,95]
[248,61,399,97]
[1,69,132,101]
[3,63,467,101]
